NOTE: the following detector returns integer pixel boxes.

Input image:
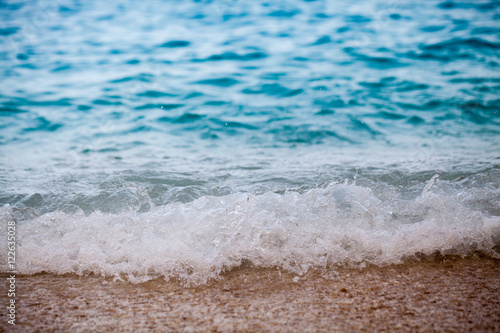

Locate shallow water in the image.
[0,0,499,283]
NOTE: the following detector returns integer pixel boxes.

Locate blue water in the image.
[0,0,499,284]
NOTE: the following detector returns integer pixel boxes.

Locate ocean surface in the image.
[0,0,499,285]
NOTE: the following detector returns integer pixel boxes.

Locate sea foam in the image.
[1,179,499,285]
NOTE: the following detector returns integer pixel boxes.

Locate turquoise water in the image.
[0,0,499,284]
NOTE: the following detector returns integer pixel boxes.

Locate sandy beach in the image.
[1,256,499,332]
[2,0,500,332]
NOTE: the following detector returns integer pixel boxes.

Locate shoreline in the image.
[2,257,499,332]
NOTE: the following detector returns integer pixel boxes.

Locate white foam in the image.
[1,181,499,285]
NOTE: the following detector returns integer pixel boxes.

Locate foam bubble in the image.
[1,181,499,285]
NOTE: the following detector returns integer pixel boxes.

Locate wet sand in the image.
[1,257,499,332]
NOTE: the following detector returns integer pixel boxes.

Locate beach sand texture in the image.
[1,256,499,332]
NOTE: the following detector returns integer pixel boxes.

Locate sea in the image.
[0,0,499,285]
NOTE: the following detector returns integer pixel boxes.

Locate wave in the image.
[2,178,499,285]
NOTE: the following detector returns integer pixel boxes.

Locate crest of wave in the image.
[1,180,499,285]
